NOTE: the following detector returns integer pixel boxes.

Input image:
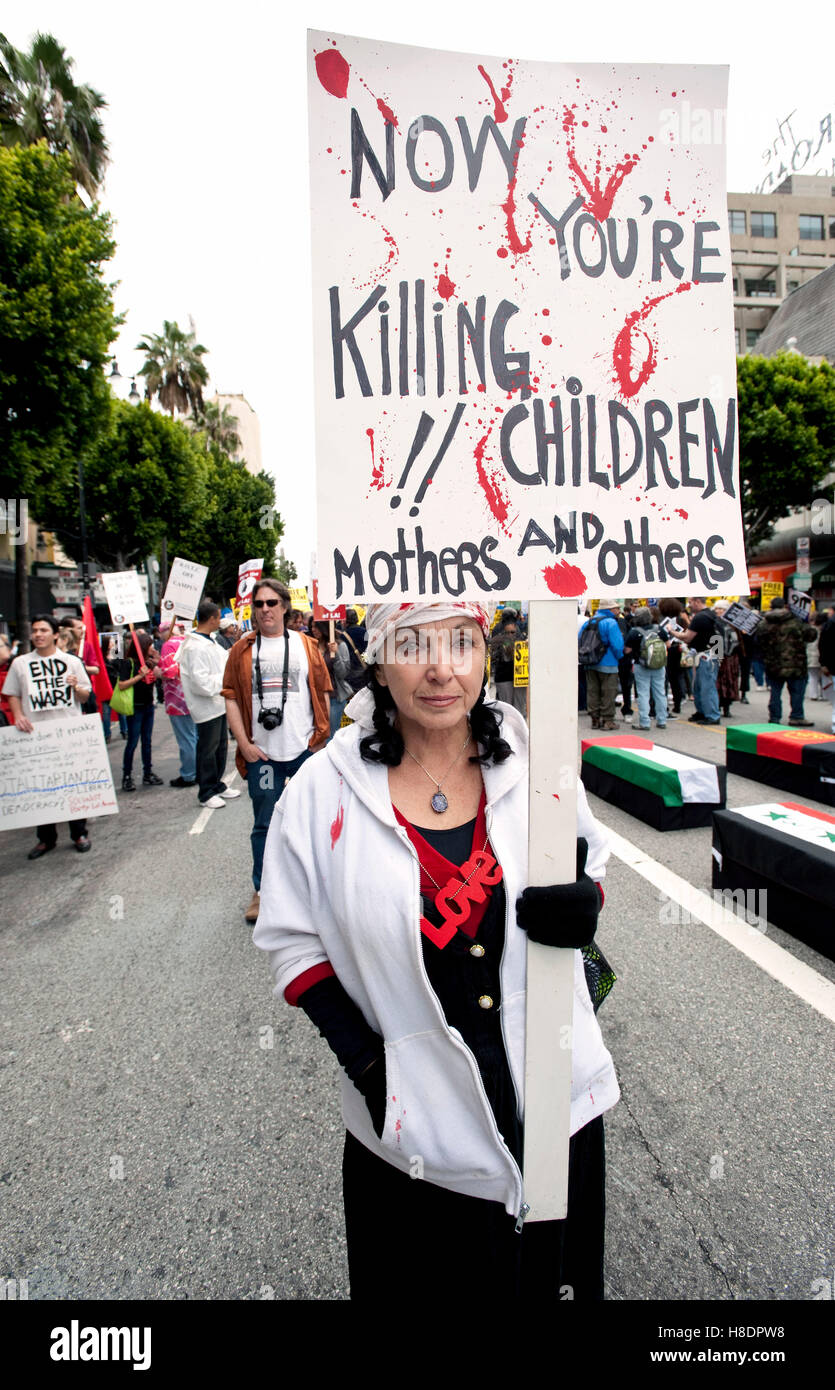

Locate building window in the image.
[734,327,741,352]
[750,211,777,238]
[799,214,824,241]
[746,328,763,349]
[744,278,777,297]
[787,279,799,292]
[729,210,747,235]
[732,276,739,295]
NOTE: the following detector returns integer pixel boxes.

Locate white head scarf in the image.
[344,601,492,729]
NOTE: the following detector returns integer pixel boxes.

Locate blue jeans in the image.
[768,675,807,722]
[693,655,720,721]
[123,703,155,777]
[329,698,347,738]
[633,664,667,727]
[246,750,313,890]
[169,712,198,780]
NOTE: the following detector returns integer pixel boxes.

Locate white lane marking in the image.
[188,768,239,836]
[604,824,835,1026]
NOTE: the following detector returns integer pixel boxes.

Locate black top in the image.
[688,609,717,653]
[416,818,522,1167]
[117,656,154,708]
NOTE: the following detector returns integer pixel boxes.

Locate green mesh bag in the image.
[581,943,616,1012]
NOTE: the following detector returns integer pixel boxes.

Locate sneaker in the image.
[73,835,92,853]
[631,721,651,729]
[788,717,814,727]
[656,722,667,729]
[701,718,721,725]
[667,712,679,720]
[688,713,706,723]
[202,795,227,810]
[245,891,260,924]
[143,772,164,786]
[122,775,136,792]
[600,721,619,731]
[740,696,750,705]
[169,776,197,788]
[220,788,241,799]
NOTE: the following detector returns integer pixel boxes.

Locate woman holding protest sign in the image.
[254,601,618,1300]
[116,630,164,792]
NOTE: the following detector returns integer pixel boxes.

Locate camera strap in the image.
[255,630,290,719]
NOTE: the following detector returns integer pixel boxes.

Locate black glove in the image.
[516,837,600,949]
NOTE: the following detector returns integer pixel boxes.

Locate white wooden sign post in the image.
[308,31,747,1219]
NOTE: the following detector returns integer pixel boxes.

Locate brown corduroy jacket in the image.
[221,630,332,779]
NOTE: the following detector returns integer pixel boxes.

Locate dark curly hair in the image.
[359,671,513,767]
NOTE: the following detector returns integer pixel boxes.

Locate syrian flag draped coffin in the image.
[712,802,835,959]
[725,724,835,808]
[581,735,726,830]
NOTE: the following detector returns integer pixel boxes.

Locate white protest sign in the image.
[310,35,745,606]
[0,718,118,832]
[160,557,209,621]
[100,570,149,626]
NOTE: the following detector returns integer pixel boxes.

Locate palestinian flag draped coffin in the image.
[725,724,835,807]
[581,735,726,830]
[712,802,835,959]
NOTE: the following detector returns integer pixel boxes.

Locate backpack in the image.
[341,631,368,691]
[578,617,607,667]
[639,627,667,669]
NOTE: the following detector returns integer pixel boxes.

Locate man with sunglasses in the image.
[222,578,332,923]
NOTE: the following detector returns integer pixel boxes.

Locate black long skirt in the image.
[342,1115,605,1301]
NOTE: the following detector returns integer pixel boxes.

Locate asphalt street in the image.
[1,685,833,1302]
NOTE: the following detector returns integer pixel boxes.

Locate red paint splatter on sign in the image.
[674,508,689,520]
[377,96,398,128]
[477,64,508,123]
[502,134,532,256]
[474,430,513,537]
[563,107,639,221]
[542,560,587,596]
[612,282,693,398]
[437,268,456,301]
[315,49,349,99]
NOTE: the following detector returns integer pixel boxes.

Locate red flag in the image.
[81,594,113,704]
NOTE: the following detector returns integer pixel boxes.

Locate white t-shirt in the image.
[250,631,313,760]
[3,650,88,722]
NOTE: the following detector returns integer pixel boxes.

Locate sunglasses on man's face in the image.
[253,598,280,608]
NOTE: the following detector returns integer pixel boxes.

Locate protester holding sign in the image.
[178,600,240,809]
[222,579,332,924]
[254,602,618,1299]
[116,630,164,791]
[3,614,93,856]
[680,598,721,725]
[159,621,197,788]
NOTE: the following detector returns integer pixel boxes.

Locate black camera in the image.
[257,708,283,731]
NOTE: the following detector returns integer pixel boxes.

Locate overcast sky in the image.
[4,1,833,583]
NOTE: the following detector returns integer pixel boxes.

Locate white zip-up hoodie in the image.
[253,702,619,1217]
[177,630,228,725]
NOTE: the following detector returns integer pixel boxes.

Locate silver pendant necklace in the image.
[403,729,472,813]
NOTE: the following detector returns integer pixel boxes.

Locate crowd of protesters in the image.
[577,596,835,731]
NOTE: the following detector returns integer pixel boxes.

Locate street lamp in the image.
[128,379,140,403]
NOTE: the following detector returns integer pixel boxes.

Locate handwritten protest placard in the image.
[0,718,118,832]
[100,570,149,626]
[309,33,746,604]
[160,557,208,622]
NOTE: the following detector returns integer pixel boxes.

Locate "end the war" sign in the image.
[309,33,747,604]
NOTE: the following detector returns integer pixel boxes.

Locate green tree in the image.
[180,450,283,600]
[196,398,241,455]
[275,552,298,584]
[0,143,120,641]
[0,31,109,196]
[59,400,211,570]
[136,320,209,418]
[737,351,835,553]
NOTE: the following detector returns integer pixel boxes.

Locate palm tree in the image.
[0,31,109,196]
[197,399,242,456]
[136,320,209,418]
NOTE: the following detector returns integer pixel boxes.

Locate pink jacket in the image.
[159,636,190,717]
